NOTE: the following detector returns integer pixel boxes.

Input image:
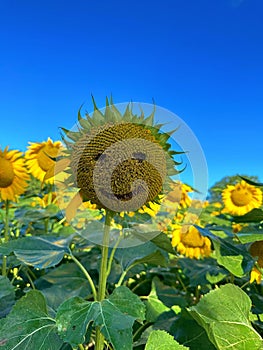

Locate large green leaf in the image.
[132,231,175,254]
[213,239,253,277]
[96,299,134,350]
[189,284,263,349]
[178,258,227,287]
[150,232,175,254]
[108,286,146,322]
[236,225,263,244]
[151,276,187,308]
[197,226,253,277]
[114,241,167,270]
[56,297,96,346]
[0,236,72,269]
[0,290,63,350]
[145,278,170,322]
[35,263,92,310]
[0,276,15,318]
[130,250,168,268]
[171,310,216,350]
[145,330,189,350]
[56,294,139,350]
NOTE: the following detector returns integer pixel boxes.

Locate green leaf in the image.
[0,276,15,318]
[239,176,263,187]
[171,309,216,350]
[97,299,134,350]
[152,276,187,308]
[131,250,167,268]
[151,232,175,254]
[56,297,136,350]
[35,263,92,310]
[213,239,253,277]
[178,258,227,287]
[197,226,253,277]
[233,208,263,223]
[0,290,63,350]
[145,277,170,322]
[109,286,146,322]
[114,241,167,271]
[189,284,263,350]
[0,236,71,269]
[237,226,263,244]
[56,297,97,346]
[145,330,189,350]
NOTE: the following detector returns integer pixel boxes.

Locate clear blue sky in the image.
[1,0,262,189]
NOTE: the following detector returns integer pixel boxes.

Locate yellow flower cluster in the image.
[169,213,211,259]
[163,181,212,259]
[0,138,62,202]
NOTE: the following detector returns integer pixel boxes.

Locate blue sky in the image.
[1,0,262,189]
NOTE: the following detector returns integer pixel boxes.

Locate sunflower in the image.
[49,98,181,220]
[249,240,263,284]
[0,146,29,201]
[171,215,211,259]
[165,182,192,210]
[25,138,62,183]
[222,180,262,216]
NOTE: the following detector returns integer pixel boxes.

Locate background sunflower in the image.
[0,146,29,201]
[25,137,62,183]
[222,180,262,216]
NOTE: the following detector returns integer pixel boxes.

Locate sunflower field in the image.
[0,101,263,350]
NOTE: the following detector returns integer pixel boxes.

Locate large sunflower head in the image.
[55,98,181,216]
[25,138,62,183]
[0,146,29,201]
[222,180,262,216]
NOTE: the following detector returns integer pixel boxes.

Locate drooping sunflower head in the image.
[25,138,62,183]
[55,98,181,216]
[222,180,262,216]
[171,216,211,259]
[0,146,29,201]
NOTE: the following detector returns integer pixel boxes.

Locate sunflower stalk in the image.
[106,233,123,277]
[70,253,97,301]
[2,200,10,276]
[95,209,113,350]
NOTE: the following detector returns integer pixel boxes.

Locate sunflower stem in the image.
[95,209,113,350]
[106,233,123,278]
[2,200,10,276]
[70,253,97,301]
[4,200,9,243]
[115,264,134,288]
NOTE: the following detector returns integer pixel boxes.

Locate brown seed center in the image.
[0,157,15,188]
[231,185,253,206]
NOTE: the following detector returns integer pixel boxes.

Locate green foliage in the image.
[0,290,63,350]
[189,284,262,349]
[0,276,15,318]
[0,236,72,269]
[1,174,263,349]
[145,330,189,349]
[56,286,146,349]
